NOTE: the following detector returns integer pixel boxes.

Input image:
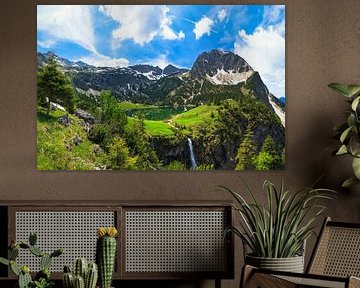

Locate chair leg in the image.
[240,265,255,288]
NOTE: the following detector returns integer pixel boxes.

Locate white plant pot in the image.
[245,254,305,273]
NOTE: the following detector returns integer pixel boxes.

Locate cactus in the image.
[9,245,19,260]
[0,233,63,288]
[19,242,29,249]
[64,265,72,273]
[63,272,74,288]
[0,257,9,266]
[62,260,98,288]
[30,245,44,257]
[19,269,32,288]
[10,260,20,275]
[85,262,98,288]
[41,253,52,270]
[51,248,64,257]
[63,265,74,288]
[96,227,118,288]
[74,275,85,288]
[29,232,37,246]
[75,258,88,279]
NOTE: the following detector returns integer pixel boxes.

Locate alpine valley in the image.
[37,49,285,170]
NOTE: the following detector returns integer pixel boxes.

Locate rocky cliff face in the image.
[190,49,253,79]
[244,71,272,109]
[71,67,152,100]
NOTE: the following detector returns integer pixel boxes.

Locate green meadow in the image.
[123,103,219,137]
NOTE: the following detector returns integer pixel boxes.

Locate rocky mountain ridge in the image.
[37,50,285,126]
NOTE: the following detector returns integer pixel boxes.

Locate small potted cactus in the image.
[63,258,98,288]
[96,227,117,288]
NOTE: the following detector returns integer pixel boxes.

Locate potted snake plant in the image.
[220,179,335,272]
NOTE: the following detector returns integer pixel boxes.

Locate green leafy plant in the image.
[221,180,335,258]
[32,278,54,288]
[328,83,360,187]
[0,232,63,288]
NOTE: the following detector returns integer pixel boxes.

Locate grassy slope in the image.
[126,104,219,137]
[126,117,175,136]
[172,104,218,127]
[118,101,156,110]
[37,108,106,170]
[121,102,175,137]
[144,120,174,136]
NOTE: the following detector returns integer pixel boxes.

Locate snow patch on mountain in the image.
[268,95,285,127]
[206,69,254,85]
[140,71,165,80]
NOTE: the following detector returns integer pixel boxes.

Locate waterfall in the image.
[187,138,197,169]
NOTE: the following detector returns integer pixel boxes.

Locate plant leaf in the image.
[340,127,352,143]
[342,177,360,188]
[336,145,348,155]
[328,83,351,97]
[0,257,9,266]
[348,114,356,128]
[352,157,360,180]
[352,96,360,111]
[347,85,360,97]
[347,135,360,157]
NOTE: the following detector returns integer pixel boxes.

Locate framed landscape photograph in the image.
[37,5,285,170]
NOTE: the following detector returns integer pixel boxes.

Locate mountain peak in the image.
[44,51,56,58]
[130,64,162,75]
[190,50,253,80]
[37,51,94,69]
[163,64,187,76]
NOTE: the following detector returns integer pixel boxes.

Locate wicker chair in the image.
[241,217,360,288]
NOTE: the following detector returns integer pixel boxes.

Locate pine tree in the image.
[254,135,282,170]
[37,56,76,115]
[125,118,160,170]
[108,137,137,170]
[235,129,256,170]
[97,90,127,135]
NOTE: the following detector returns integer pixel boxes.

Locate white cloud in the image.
[234,24,285,98]
[37,39,57,49]
[80,53,129,68]
[37,5,97,53]
[147,54,170,69]
[217,9,227,22]
[161,25,185,40]
[262,5,285,25]
[261,5,285,38]
[193,16,214,40]
[99,5,184,46]
[273,18,285,37]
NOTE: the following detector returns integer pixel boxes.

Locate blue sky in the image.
[37,5,285,98]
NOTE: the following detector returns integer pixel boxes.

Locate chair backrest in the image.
[307,217,360,278]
